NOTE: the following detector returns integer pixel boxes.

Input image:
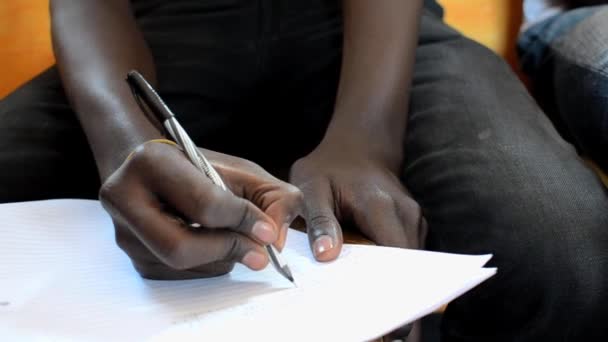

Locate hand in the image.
[290,143,427,261]
[99,141,303,279]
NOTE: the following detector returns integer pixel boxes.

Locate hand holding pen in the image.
[97,72,302,281]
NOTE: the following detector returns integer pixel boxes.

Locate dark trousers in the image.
[1,1,607,340]
[519,5,608,171]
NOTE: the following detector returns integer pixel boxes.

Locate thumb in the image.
[300,179,343,261]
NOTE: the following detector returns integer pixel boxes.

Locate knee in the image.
[515,232,608,338]
[443,226,608,340]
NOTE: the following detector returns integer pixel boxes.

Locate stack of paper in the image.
[0,200,495,341]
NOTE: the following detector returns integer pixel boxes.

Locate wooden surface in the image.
[438,0,523,66]
[0,0,54,98]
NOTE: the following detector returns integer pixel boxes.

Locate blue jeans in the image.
[519,5,608,171]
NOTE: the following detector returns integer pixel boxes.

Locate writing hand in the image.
[99,141,303,279]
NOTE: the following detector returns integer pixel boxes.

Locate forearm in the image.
[323,0,423,169]
[51,0,160,180]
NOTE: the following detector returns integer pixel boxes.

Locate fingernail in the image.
[242,250,268,270]
[313,235,334,258]
[252,221,276,244]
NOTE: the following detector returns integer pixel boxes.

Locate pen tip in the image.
[283,269,296,286]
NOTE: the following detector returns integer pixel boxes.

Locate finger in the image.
[353,193,420,249]
[275,223,289,251]
[120,189,269,271]
[263,184,304,251]
[299,179,343,261]
[196,147,303,249]
[352,197,405,247]
[133,260,236,280]
[212,156,304,250]
[395,195,427,249]
[114,224,238,280]
[140,147,279,245]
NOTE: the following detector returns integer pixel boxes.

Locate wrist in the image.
[317,124,404,172]
[92,121,162,182]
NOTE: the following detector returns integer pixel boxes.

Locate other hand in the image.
[290,143,427,261]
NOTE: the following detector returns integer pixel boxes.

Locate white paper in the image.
[0,199,495,341]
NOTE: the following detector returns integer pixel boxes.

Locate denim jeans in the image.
[519,5,608,171]
[1,1,607,341]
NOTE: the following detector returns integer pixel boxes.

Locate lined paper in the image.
[0,200,495,341]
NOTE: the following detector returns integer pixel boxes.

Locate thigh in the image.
[405,12,608,341]
[0,68,99,202]
[133,0,260,158]
[261,0,445,179]
[133,0,334,177]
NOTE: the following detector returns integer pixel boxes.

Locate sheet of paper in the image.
[0,199,495,341]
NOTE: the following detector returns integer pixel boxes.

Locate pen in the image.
[126,70,295,284]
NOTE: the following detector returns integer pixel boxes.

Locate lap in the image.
[2,4,608,339]
[406,13,608,340]
[0,0,341,201]
[0,68,99,202]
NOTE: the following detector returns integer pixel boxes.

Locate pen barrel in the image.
[164,118,227,191]
[126,71,174,122]
[126,70,294,284]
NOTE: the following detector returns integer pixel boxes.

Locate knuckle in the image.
[192,186,213,224]
[159,237,190,271]
[114,229,130,253]
[290,158,314,181]
[234,199,252,231]
[226,154,263,172]
[128,144,153,168]
[292,157,310,170]
[223,233,244,262]
[284,184,305,207]
[130,141,174,169]
[98,184,113,208]
[240,158,263,171]
[115,239,128,254]
[98,175,120,203]
[308,214,336,229]
[285,183,304,198]
[295,177,325,197]
[397,195,422,220]
[198,189,245,229]
[371,190,395,206]
[98,177,127,220]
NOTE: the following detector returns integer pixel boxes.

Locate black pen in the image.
[126,70,295,284]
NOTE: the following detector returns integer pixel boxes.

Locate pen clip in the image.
[126,74,167,135]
